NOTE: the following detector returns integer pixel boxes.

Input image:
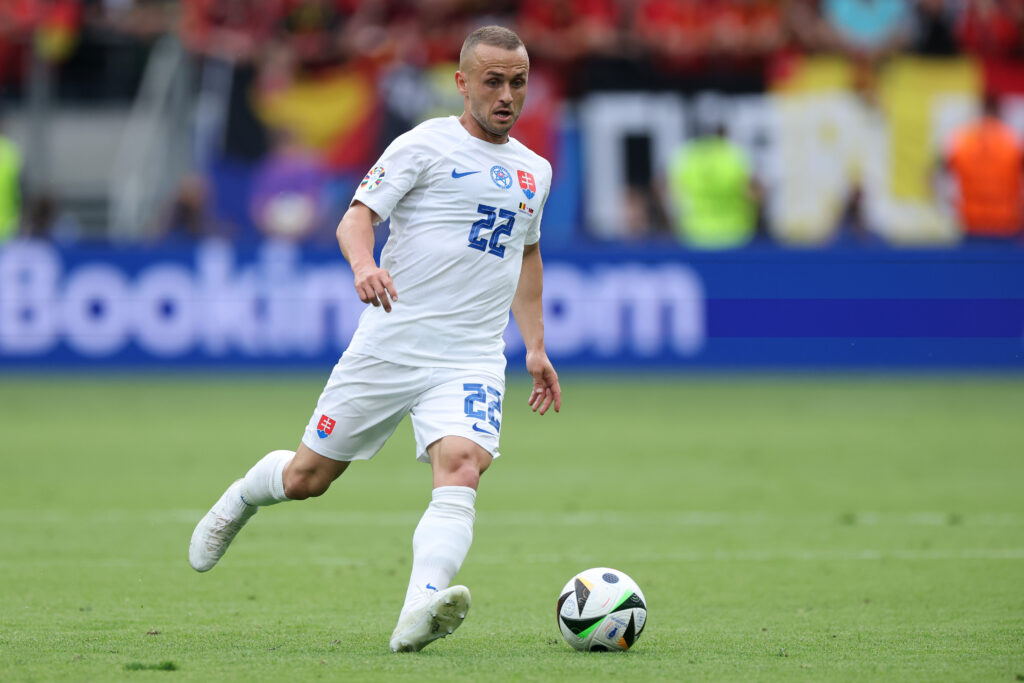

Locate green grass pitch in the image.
[1,372,1022,681]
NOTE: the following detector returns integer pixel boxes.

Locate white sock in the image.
[240,449,293,506]
[399,486,477,619]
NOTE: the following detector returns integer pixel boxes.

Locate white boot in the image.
[188,480,256,572]
[389,585,471,652]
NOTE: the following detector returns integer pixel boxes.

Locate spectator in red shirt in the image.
[182,0,278,62]
[633,0,711,75]
[0,1,34,88]
[956,0,1024,58]
[517,0,621,94]
[274,0,355,72]
[706,0,785,91]
[183,0,282,163]
[634,0,782,92]
[709,0,785,61]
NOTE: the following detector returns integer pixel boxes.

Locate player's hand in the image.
[353,265,398,312]
[526,350,561,415]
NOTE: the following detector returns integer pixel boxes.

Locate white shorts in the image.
[300,352,505,463]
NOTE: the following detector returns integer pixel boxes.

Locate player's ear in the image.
[455,70,468,97]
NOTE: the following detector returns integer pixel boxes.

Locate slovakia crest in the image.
[517,170,536,200]
[316,414,336,439]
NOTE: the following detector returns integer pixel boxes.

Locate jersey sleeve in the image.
[351,130,433,224]
[524,159,553,245]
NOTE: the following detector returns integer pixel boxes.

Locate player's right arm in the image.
[337,201,398,312]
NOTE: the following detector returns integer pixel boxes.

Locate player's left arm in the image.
[511,241,561,415]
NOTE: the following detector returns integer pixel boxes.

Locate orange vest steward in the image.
[947,117,1024,237]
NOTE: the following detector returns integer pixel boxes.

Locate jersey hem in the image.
[342,346,507,377]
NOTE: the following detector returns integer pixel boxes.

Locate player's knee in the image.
[437,444,491,488]
[450,464,480,489]
[282,468,332,500]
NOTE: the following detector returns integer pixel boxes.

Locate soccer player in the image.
[188,25,561,653]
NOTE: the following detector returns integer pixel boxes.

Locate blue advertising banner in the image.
[1,240,1021,369]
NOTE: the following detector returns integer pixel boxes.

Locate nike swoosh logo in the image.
[451,169,480,178]
[472,422,496,435]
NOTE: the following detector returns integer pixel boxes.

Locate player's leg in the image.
[390,373,502,652]
[189,444,349,572]
[430,435,493,489]
[407,437,492,607]
[390,437,491,652]
[189,353,418,572]
[411,436,492,602]
[240,443,350,505]
[282,444,350,500]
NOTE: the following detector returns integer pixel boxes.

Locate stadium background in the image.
[1,0,1022,370]
[2,3,1024,681]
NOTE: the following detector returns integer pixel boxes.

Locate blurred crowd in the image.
[2,1,1021,94]
[1,0,1023,247]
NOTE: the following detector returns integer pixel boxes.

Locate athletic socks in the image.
[399,486,477,619]
[240,449,293,507]
[238,456,477,623]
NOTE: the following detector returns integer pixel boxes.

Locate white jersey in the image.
[346,116,552,376]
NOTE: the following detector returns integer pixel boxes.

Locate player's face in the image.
[456,44,529,143]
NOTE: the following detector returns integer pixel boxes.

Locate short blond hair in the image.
[459,26,526,71]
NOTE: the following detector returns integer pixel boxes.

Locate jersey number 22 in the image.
[468,204,515,258]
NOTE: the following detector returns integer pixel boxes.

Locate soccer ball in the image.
[556,567,647,651]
